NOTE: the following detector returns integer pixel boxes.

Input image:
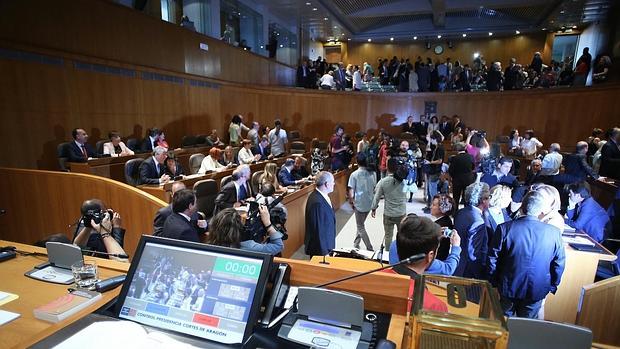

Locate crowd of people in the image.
[296,48,613,92]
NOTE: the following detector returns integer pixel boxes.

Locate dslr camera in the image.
[243,196,288,243]
[83,209,113,229]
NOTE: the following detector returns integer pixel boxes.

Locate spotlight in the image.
[390,37,394,41]
[488,32,493,36]
[413,36,417,40]
[515,30,520,34]
[437,35,442,39]
[473,52,480,59]
[462,33,467,37]
[367,38,372,42]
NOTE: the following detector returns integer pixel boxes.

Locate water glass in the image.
[71,261,98,288]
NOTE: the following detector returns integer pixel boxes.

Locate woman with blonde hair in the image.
[259,162,281,192]
[486,185,512,233]
[530,183,564,231]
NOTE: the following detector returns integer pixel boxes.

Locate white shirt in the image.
[179,212,191,221]
[238,147,255,164]
[521,137,543,156]
[316,189,332,208]
[541,152,563,175]
[352,71,362,90]
[269,128,288,156]
[319,74,335,87]
[103,141,134,157]
[198,155,224,174]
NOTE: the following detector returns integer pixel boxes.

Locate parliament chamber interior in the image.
[1,0,620,348]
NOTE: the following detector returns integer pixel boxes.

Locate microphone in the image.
[81,248,129,259]
[313,253,425,289]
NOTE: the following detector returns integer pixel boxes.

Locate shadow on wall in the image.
[375,113,398,135]
[37,124,67,170]
[128,124,145,143]
[163,114,214,148]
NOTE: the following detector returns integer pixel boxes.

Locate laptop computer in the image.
[32,235,273,348]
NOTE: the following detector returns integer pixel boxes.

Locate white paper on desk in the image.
[29,266,74,283]
[563,224,576,233]
[562,235,595,246]
[0,310,20,325]
[53,321,200,349]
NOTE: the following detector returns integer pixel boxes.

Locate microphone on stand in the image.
[319,250,332,265]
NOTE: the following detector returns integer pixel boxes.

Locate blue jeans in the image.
[426,176,439,205]
[500,296,544,318]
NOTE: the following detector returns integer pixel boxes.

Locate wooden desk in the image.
[1,241,409,349]
[544,233,617,324]
[589,178,619,210]
[0,241,127,349]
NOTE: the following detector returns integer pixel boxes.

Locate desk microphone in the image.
[81,248,129,259]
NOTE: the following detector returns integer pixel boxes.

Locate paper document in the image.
[0,310,20,326]
[0,291,19,306]
[29,266,74,283]
[53,321,200,349]
[562,235,595,246]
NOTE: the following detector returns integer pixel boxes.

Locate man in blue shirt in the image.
[488,191,565,318]
[480,157,518,188]
[565,181,610,242]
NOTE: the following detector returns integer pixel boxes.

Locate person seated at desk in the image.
[140,127,162,153]
[279,158,309,187]
[205,129,224,147]
[292,156,311,180]
[163,151,185,178]
[524,159,544,186]
[68,128,97,162]
[481,157,519,188]
[214,164,253,215]
[385,215,448,312]
[259,162,282,192]
[156,130,170,149]
[554,141,599,185]
[206,206,284,255]
[238,139,261,164]
[73,199,128,261]
[219,145,237,167]
[153,182,188,235]
[103,131,134,157]
[198,147,225,174]
[252,136,272,161]
[487,191,565,318]
[138,146,170,185]
[565,181,610,242]
[161,189,207,243]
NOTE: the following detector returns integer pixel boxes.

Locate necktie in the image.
[156,163,161,176]
[238,184,247,201]
[81,145,88,159]
[573,203,581,220]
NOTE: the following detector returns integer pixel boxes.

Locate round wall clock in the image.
[434,45,444,55]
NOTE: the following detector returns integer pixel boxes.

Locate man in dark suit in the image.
[486,62,503,91]
[153,182,187,235]
[414,115,429,139]
[252,136,272,161]
[416,62,430,91]
[279,158,305,187]
[292,156,311,180]
[448,151,476,206]
[438,115,453,136]
[481,157,519,188]
[333,62,346,91]
[68,128,97,163]
[454,182,491,279]
[599,128,620,180]
[459,65,472,92]
[487,191,565,318]
[554,141,599,185]
[161,189,207,242]
[140,128,161,153]
[304,171,336,256]
[214,164,253,215]
[138,146,170,185]
[296,60,309,88]
[565,182,610,242]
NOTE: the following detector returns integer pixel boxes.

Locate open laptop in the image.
[32,235,273,348]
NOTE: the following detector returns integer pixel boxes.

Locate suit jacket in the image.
[487,216,565,301]
[67,141,97,163]
[599,140,620,179]
[453,205,490,279]
[448,153,475,182]
[566,197,610,242]
[154,205,206,237]
[161,212,200,243]
[554,153,597,184]
[439,122,453,137]
[480,172,519,189]
[414,122,428,138]
[459,70,471,91]
[214,181,252,214]
[138,157,162,185]
[304,190,336,256]
[333,68,346,88]
[252,145,271,161]
[296,65,308,87]
[278,167,296,187]
[402,122,416,134]
[140,137,156,153]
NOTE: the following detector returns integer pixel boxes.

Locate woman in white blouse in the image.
[102,131,134,157]
[198,147,225,174]
[238,139,260,164]
[520,129,543,157]
[508,129,522,152]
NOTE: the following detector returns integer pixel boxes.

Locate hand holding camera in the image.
[443,228,461,247]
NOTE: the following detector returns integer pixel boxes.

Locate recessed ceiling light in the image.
[542,28,547,31]
[488,32,493,36]
[306,2,311,5]
[279,44,283,48]
[390,37,394,41]
[413,36,417,40]
[367,38,372,42]
[515,30,520,34]
[312,7,317,11]
[334,26,337,28]
[347,38,351,41]
[260,45,264,49]
[462,33,467,37]
[560,10,565,14]
[341,33,345,36]
[572,25,577,29]
[437,35,442,39]
[324,17,328,20]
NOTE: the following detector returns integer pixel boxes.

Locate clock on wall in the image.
[434,44,444,55]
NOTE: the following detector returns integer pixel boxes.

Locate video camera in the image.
[82,209,113,229]
[243,194,288,243]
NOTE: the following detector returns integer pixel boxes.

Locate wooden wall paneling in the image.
[0,168,167,258]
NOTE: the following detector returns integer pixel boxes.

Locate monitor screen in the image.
[115,236,272,344]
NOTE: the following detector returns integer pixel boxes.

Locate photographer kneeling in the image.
[73,199,128,262]
[206,205,284,255]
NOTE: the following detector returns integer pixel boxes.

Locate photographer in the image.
[206,206,284,255]
[73,199,128,261]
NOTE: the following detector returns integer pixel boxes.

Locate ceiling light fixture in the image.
[437,35,442,39]
[515,30,520,34]
[488,32,493,36]
[312,7,317,11]
[390,37,394,41]
[306,2,311,5]
[347,38,351,41]
[334,26,337,28]
[473,52,480,59]
[542,28,547,31]
[324,17,328,20]
[413,36,417,40]
[367,38,372,42]
[572,25,577,29]
[462,33,467,37]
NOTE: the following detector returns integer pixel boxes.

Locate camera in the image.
[243,195,288,243]
[83,209,113,228]
[442,227,454,238]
